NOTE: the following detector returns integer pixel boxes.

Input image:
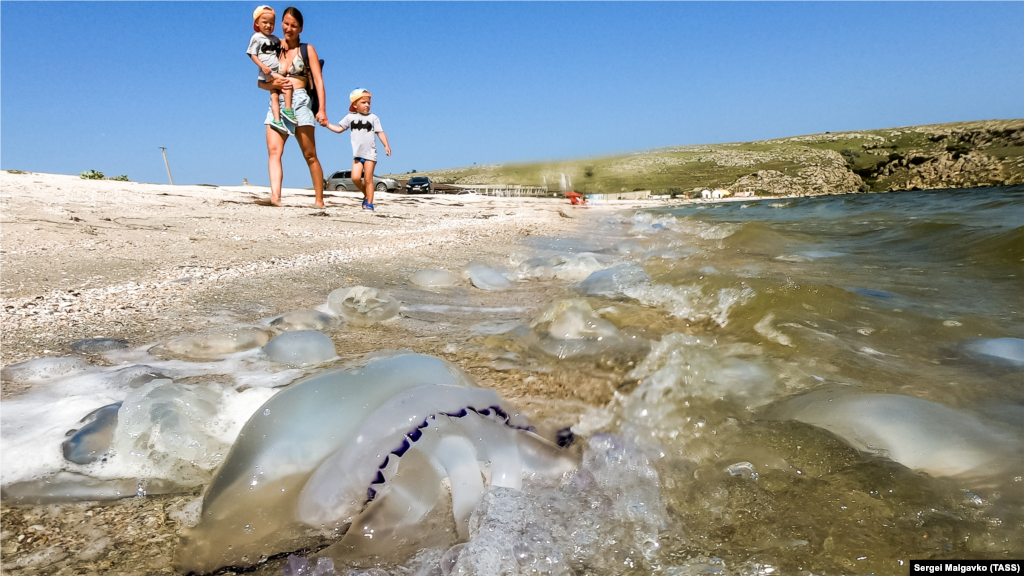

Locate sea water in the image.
[1,186,1022,575]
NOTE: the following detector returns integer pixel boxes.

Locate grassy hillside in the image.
[388,119,1024,196]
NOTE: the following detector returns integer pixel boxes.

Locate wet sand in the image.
[0,171,673,575]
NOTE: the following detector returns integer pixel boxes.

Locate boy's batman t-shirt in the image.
[338,113,384,161]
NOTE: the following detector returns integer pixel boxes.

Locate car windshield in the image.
[409,177,428,184]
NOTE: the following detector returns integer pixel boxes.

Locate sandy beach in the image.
[0,171,667,574]
[0,172,672,379]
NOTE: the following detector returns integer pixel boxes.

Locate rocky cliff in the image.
[393,119,1024,197]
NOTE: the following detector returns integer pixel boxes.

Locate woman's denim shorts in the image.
[265,88,316,128]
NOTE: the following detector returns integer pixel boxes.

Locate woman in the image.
[258,6,326,208]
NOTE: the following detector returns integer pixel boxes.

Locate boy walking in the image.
[326,89,391,210]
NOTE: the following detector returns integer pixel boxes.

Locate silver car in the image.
[326,171,398,192]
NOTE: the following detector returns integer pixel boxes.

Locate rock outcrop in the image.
[729,149,864,196]
[390,119,1024,197]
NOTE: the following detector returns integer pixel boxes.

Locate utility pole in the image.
[159,147,175,185]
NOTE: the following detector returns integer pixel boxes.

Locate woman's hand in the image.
[316,110,328,126]
[258,75,292,92]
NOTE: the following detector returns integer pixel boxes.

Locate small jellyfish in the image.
[465,266,512,291]
[327,286,400,326]
[161,327,272,359]
[614,240,645,255]
[724,461,758,480]
[575,264,649,299]
[410,269,460,288]
[105,364,168,389]
[960,337,1024,370]
[531,299,624,358]
[0,356,93,384]
[270,309,339,333]
[70,338,130,354]
[263,331,337,366]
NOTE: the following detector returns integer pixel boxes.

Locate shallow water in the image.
[2,187,1023,575]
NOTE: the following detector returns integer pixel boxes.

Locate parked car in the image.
[326,171,398,192]
[405,176,433,194]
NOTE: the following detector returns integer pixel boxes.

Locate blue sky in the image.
[2,2,1022,187]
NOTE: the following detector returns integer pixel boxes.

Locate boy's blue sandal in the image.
[362,202,375,211]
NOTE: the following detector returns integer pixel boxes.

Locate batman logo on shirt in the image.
[350,120,374,132]
[259,42,280,54]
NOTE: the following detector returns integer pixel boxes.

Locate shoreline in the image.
[0,171,665,387]
[0,171,852,377]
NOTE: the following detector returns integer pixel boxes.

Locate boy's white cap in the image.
[349,88,371,112]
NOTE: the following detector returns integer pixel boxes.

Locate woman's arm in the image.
[258,76,291,92]
[307,43,327,126]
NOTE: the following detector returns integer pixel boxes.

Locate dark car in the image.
[326,171,398,192]
[405,176,434,194]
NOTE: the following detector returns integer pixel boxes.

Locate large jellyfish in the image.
[174,354,579,574]
[766,390,1020,477]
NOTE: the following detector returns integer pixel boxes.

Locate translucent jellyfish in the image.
[614,240,645,255]
[767,391,1018,477]
[960,337,1024,370]
[328,286,400,326]
[574,263,650,299]
[410,269,461,288]
[109,378,228,485]
[161,326,272,359]
[70,338,130,354]
[0,357,93,384]
[629,221,661,236]
[105,364,168,389]
[623,332,773,420]
[429,434,666,576]
[643,249,691,261]
[263,331,337,366]
[530,299,626,358]
[4,380,276,504]
[465,266,512,291]
[845,287,898,299]
[552,254,609,282]
[511,256,561,282]
[270,309,340,333]
[63,402,122,465]
[799,251,846,259]
[174,354,578,574]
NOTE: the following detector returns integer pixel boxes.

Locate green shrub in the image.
[839,149,860,165]
[79,170,129,181]
[6,169,26,174]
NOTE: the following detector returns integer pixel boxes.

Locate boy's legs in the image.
[351,159,366,201]
[269,90,282,122]
[363,160,377,205]
[282,84,294,113]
